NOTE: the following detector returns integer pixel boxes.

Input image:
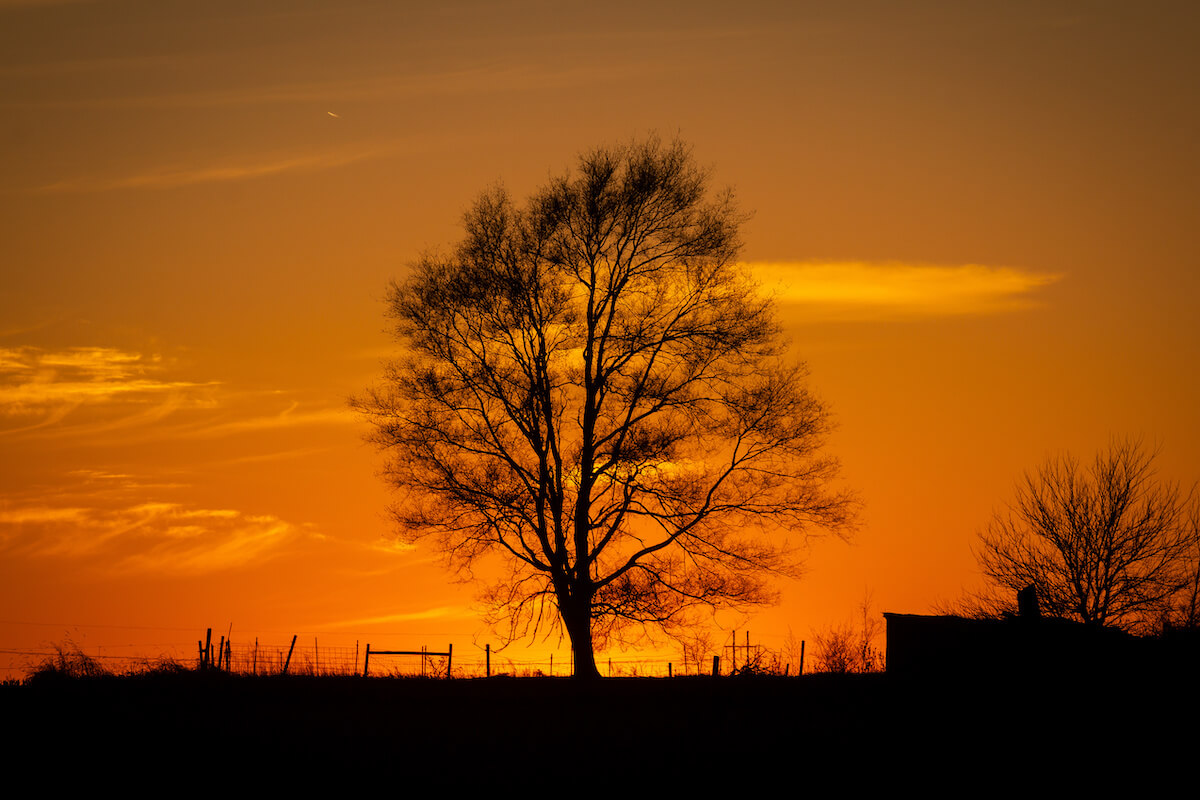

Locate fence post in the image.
[364,643,371,677]
[204,629,212,670]
[283,634,297,675]
[800,641,805,675]
[486,644,490,678]
[712,655,720,677]
[447,643,453,678]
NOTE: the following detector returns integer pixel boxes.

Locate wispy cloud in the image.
[0,0,95,8]
[0,344,353,446]
[10,61,655,111]
[181,402,355,439]
[37,144,395,193]
[0,490,320,575]
[319,607,473,630]
[0,346,213,423]
[216,446,333,466]
[750,261,1061,320]
[0,313,69,340]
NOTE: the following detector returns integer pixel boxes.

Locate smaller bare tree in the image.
[811,623,858,673]
[976,439,1198,633]
[780,626,806,675]
[855,592,885,672]
[810,592,885,673]
[676,627,716,675]
[1158,496,1200,631]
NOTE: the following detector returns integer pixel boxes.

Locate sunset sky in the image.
[2,0,1198,676]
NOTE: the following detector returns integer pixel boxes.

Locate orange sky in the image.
[2,0,1198,677]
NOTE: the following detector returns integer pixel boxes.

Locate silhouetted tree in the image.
[354,137,855,678]
[811,592,884,673]
[676,627,716,676]
[976,439,1199,633]
[1160,497,1200,631]
[811,623,858,674]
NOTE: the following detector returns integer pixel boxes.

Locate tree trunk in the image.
[562,596,601,679]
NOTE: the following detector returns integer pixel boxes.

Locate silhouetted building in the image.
[883,589,1140,676]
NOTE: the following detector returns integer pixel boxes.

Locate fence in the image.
[201,642,689,678]
[8,628,815,679]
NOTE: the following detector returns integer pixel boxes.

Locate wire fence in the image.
[3,641,804,680]
[207,641,717,678]
[4,628,823,680]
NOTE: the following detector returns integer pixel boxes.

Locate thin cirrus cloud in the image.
[0,345,352,443]
[36,144,396,193]
[752,262,1062,320]
[0,0,95,8]
[0,496,319,575]
[0,346,213,418]
[11,61,659,111]
[180,401,355,439]
[319,607,473,629]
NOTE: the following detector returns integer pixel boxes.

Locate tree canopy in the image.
[354,137,855,676]
[975,439,1199,633]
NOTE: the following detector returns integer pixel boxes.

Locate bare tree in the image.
[810,591,884,673]
[677,627,716,675]
[354,137,856,677]
[1159,496,1200,631]
[976,439,1198,633]
[780,626,806,675]
[811,623,858,674]
[855,591,885,672]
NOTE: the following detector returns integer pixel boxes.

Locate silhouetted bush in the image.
[29,642,111,681]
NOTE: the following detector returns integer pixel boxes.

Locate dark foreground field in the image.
[5,666,1195,788]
